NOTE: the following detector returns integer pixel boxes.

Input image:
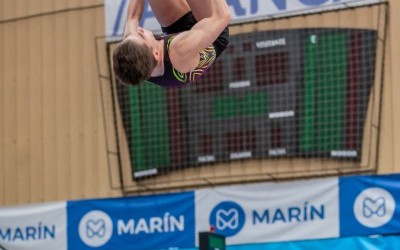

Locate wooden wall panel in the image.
[0,0,122,205]
[82,8,97,198]
[96,7,120,197]
[379,0,400,173]
[371,4,390,173]
[27,0,42,17]
[54,11,71,200]
[68,8,84,200]
[40,0,54,14]
[16,0,28,17]
[391,0,400,171]
[16,19,31,204]
[0,23,4,204]
[0,0,103,22]
[3,22,18,204]
[389,0,400,172]
[41,13,58,202]
[29,17,44,202]
[1,0,15,21]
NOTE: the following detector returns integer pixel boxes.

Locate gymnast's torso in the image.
[148,34,217,88]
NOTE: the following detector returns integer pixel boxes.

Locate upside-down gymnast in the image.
[112,0,231,88]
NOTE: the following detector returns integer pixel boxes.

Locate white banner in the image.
[195,178,339,245]
[105,0,383,38]
[0,202,67,250]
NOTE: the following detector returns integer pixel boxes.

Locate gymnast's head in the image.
[113,27,158,86]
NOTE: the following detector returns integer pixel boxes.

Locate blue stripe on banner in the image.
[112,0,127,36]
[339,174,400,237]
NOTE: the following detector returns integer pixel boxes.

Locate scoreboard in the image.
[115,28,377,178]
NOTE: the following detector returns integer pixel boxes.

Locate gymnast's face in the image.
[125,27,158,51]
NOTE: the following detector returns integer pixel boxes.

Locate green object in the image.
[199,232,226,250]
[301,33,347,152]
[129,82,171,173]
[213,93,268,119]
[213,96,239,119]
[129,86,144,169]
[241,93,268,116]
[300,35,318,151]
[209,234,226,250]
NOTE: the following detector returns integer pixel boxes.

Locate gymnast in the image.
[113,0,231,88]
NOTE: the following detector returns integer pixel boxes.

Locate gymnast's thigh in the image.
[149,0,190,27]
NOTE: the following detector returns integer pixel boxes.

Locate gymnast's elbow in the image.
[220,10,232,27]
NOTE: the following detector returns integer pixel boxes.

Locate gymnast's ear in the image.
[153,49,161,63]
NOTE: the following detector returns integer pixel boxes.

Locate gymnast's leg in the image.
[149,0,214,27]
[148,0,191,28]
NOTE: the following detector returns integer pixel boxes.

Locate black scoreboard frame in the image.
[111,28,378,179]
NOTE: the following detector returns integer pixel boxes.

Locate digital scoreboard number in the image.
[116,28,377,178]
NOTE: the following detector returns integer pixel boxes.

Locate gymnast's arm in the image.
[169,0,231,73]
[124,0,146,38]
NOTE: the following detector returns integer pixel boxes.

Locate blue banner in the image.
[339,174,400,237]
[67,191,195,250]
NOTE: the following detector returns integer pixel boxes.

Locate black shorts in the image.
[161,12,229,58]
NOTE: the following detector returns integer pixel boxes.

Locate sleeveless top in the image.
[148,35,217,88]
